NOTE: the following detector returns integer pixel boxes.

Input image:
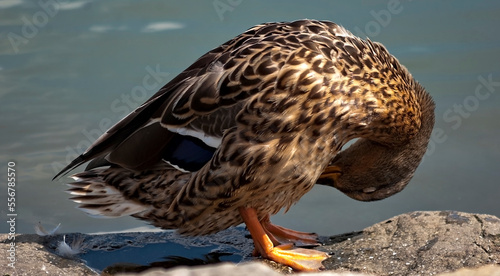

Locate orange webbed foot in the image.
[239,207,329,271]
[261,214,320,247]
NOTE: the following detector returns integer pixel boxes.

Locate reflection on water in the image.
[38,229,251,274]
[90,245,238,274]
[1,0,499,238]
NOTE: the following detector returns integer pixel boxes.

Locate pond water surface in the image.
[1,0,499,247]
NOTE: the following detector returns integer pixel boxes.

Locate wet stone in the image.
[1,211,499,275]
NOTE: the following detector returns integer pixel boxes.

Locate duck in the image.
[54,19,435,271]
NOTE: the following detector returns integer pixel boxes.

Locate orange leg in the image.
[239,207,329,271]
[261,214,320,246]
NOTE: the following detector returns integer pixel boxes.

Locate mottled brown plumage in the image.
[56,19,434,271]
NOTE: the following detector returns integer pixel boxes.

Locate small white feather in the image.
[34,222,61,236]
[56,235,85,258]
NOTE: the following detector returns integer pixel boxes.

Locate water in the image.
[79,231,246,273]
[1,0,499,240]
[84,243,237,273]
[35,229,250,273]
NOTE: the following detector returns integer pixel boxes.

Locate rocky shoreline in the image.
[1,211,499,275]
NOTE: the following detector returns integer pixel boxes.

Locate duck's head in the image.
[318,77,435,202]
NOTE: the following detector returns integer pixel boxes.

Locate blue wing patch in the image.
[162,133,216,172]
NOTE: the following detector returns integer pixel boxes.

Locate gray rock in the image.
[125,262,369,276]
[118,263,500,276]
[1,211,499,275]
[437,265,500,276]
[321,211,500,275]
[1,234,98,275]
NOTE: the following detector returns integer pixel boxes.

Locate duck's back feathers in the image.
[54,19,355,179]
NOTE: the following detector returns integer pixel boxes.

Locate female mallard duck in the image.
[55,19,435,271]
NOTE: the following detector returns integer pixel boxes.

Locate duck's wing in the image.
[54,19,355,179]
[54,21,309,179]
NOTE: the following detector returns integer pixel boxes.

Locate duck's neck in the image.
[320,83,435,201]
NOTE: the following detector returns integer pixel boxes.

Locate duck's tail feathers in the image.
[66,170,149,218]
[65,164,191,221]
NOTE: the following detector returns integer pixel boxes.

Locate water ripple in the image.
[142,22,185,33]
